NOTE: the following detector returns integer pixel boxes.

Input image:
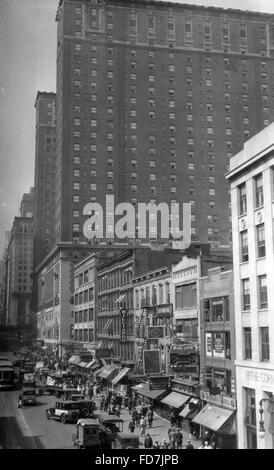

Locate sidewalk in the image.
[93,395,202,449]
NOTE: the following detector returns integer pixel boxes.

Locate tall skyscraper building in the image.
[5,188,34,328]
[54,0,274,249]
[34,91,56,268]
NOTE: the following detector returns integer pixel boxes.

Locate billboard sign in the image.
[143,349,161,374]
[120,308,128,343]
[149,375,169,390]
[156,304,173,318]
[147,326,165,339]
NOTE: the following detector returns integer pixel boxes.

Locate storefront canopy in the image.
[94,366,104,376]
[68,355,81,365]
[193,404,234,432]
[179,398,199,418]
[99,365,119,380]
[132,383,166,400]
[85,360,96,369]
[161,391,190,409]
[78,361,88,368]
[112,367,130,385]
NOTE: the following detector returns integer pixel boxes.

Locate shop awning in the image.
[78,361,88,368]
[179,398,199,418]
[161,391,190,409]
[68,355,81,365]
[112,367,130,385]
[193,404,234,432]
[85,360,95,368]
[132,383,166,400]
[99,365,119,380]
[94,366,104,376]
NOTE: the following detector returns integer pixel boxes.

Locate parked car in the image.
[114,432,139,449]
[72,418,113,449]
[46,399,95,424]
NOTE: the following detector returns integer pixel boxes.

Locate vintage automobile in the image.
[114,432,140,449]
[72,418,113,449]
[20,387,37,406]
[54,388,80,399]
[67,394,86,402]
[46,399,95,424]
[94,413,124,436]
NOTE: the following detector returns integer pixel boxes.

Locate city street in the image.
[0,389,75,449]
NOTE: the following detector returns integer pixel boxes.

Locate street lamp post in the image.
[258,397,274,449]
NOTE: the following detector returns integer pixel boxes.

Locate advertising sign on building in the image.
[213,333,225,358]
[147,326,165,339]
[205,333,212,357]
[149,375,170,390]
[156,304,173,318]
[95,348,112,358]
[120,307,128,343]
[143,349,161,374]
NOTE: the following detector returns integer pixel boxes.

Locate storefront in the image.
[96,365,120,387]
[193,394,237,449]
[159,391,190,421]
[112,367,131,395]
[131,383,167,408]
[168,378,200,432]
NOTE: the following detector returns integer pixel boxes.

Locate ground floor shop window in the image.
[245,387,257,449]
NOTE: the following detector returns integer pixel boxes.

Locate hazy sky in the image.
[0,0,274,254]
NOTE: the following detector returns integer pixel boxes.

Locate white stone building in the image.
[227,123,274,449]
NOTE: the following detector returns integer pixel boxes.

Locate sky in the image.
[0,0,274,255]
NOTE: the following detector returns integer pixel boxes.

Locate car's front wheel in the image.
[61,413,67,424]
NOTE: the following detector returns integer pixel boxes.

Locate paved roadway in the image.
[0,352,202,449]
[0,351,76,449]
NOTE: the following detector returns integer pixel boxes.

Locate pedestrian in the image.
[18,394,23,408]
[128,418,135,433]
[160,438,169,449]
[174,428,183,449]
[132,408,138,426]
[144,433,153,449]
[147,408,153,428]
[153,441,160,449]
[211,433,217,449]
[139,416,147,437]
[185,439,194,449]
[170,411,176,427]
[202,441,212,449]
[169,426,176,449]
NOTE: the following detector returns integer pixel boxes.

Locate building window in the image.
[245,388,257,449]
[244,327,252,359]
[240,230,249,262]
[254,173,264,207]
[258,275,268,309]
[260,327,270,362]
[256,223,265,258]
[238,183,247,215]
[242,278,250,310]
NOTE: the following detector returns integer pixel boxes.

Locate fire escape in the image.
[134,296,156,374]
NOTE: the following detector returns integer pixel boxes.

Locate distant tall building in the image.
[54,0,274,248]
[5,188,34,328]
[34,91,56,268]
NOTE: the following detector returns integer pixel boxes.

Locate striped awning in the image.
[112,367,130,385]
[161,391,190,409]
